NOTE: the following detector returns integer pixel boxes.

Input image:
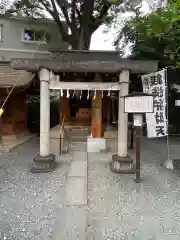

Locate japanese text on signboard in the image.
[142,69,167,138]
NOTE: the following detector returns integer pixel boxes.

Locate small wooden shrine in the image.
[0,62,33,135]
[11,50,158,172]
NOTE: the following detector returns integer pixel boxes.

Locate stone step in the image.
[70,127,90,132]
[71,130,90,135]
[71,143,87,151]
[71,138,87,143]
[71,133,89,138]
[70,129,90,142]
[64,127,90,143]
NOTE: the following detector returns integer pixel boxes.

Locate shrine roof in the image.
[0,62,33,88]
[11,50,159,74]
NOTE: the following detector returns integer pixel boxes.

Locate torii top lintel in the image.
[10,50,159,74]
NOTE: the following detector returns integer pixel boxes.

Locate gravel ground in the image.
[87,137,180,240]
[0,138,71,240]
[1,136,180,240]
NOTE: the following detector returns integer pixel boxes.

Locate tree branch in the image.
[40,0,70,42]
[71,0,76,20]
[56,0,71,28]
[81,0,94,26]
[93,2,111,31]
[75,3,81,24]
[71,0,78,30]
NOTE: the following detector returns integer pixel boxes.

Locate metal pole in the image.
[163,68,173,169]
[130,124,134,149]
[165,68,170,161]
[108,96,111,125]
[67,129,71,153]
[60,134,62,155]
[135,126,141,183]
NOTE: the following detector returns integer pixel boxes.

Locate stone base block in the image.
[162,158,180,171]
[173,159,180,171]
[163,159,174,170]
[110,154,135,174]
[31,153,56,173]
[87,137,106,153]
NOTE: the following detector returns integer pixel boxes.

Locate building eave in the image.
[0,15,57,25]
[0,62,34,88]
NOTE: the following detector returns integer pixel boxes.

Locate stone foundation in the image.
[110,154,135,174]
[31,153,56,173]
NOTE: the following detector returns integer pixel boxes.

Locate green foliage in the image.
[117,0,180,64]
[108,0,121,4]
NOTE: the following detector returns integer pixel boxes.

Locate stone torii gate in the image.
[11,50,158,173]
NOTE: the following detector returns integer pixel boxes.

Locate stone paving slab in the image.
[72,151,87,161]
[68,161,87,177]
[66,177,87,206]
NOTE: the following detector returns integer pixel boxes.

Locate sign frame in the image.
[123,92,155,114]
[121,92,155,183]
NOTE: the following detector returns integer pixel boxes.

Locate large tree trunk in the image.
[51,0,106,50]
[76,0,94,50]
[78,29,92,50]
[67,27,92,50]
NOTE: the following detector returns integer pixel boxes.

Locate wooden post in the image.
[107,97,111,125]
[60,97,69,124]
[87,73,106,153]
[135,126,141,183]
[91,74,103,138]
[91,90,102,138]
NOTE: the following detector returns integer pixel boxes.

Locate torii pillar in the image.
[111,70,134,173]
[32,68,56,173]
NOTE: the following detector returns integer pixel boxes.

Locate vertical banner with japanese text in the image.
[141,69,167,138]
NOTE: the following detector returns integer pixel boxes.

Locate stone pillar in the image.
[117,71,129,157]
[87,74,106,152]
[111,70,135,174]
[32,68,56,173]
[40,69,50,157]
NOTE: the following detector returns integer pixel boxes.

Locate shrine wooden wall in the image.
[0,90,28,135]
[60,97,70,123]
[59,97,92,125]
